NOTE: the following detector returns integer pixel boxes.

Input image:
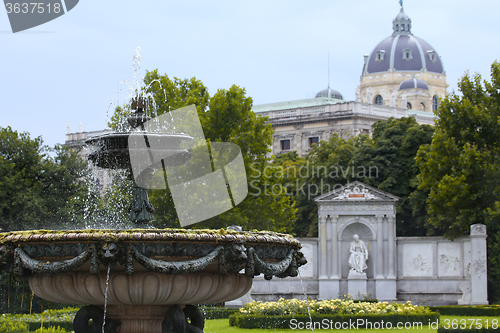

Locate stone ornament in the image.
[458,281,472,305]
[471,224,486,235]
[333,186,380,201]
[348,234,369,274]
[366,87,373,104]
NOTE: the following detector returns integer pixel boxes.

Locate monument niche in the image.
[312,181,488,305]
[347,234,369,296]
[315,181,399,301]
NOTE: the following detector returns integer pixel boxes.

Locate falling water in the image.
[298,270,314,332]
[102,264,111,333]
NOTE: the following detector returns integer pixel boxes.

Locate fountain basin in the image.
[86,132,192,170]
[0,228,306,333]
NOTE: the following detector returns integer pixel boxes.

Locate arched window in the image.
[374,95,383,105]
[407,102,412,109]
[432,95,439,111]
[420,102,426,111]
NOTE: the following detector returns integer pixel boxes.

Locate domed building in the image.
[250,4,442,157]
[358,5,447,111]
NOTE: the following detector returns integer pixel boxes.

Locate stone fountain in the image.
[0,96,306,333]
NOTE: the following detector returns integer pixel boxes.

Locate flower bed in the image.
[229,299,439,329]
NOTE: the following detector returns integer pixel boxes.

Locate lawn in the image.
[205,316,500,332]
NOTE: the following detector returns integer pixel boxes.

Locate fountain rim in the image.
[0,228,302,248]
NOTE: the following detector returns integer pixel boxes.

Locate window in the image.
[376,50,385,62]
[427,50,437,63]
[432,95,439,111]
[407,102,412,109]
[309,137,319,147]
[395,24,399,31]
[402,48,413,60]
[280,139,290,151]
[420,102,426,111]
[374,94,383,105]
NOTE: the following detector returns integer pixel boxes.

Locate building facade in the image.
[253,4,445,157]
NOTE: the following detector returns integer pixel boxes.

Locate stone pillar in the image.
[319,215,327,278]
[318,215,338,299]
[326,216,332,276]
[376,215,397,301]
[470,224,488,305]
[388,215,395,278]
[376,215,384,278]
[330,215,339,279]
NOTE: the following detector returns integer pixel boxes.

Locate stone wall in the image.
[252,227,487,305]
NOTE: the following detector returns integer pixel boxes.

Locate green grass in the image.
[204,316,500,332]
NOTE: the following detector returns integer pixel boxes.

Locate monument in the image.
[314,181,398,301]
[347,234,369,296]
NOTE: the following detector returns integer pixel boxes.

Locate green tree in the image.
[354,117,434,236]
[110,71,296,232]
[272,117,433,237]
[414,61,500,301]
[0,127,87,231]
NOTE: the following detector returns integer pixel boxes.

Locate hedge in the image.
[201,307,240,319]
[430,305,500,316]
[229,312,440,329]
[438,328,499,333]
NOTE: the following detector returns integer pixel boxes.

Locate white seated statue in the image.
[348,234,368,275]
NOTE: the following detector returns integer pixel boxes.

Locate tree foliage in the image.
[110,71,296,232]
[272,117,433,237]
[0,127,87,231]
[414,61,500,238]
[413,61,500,301]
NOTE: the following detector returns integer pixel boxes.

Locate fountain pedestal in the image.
[30,270,253,333]
[107,306,170,333]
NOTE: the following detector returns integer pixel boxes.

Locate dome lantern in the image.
[392,6,411,35]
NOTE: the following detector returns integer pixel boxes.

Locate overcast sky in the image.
[1,0,499,148]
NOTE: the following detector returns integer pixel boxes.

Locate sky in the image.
[1,0,499,148]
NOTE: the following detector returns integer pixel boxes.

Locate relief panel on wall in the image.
[437,242,461,277]
[402,243,433,277]
[463,241,471,277]
[298,242,315,278]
